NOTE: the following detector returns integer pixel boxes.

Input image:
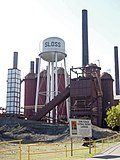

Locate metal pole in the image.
[89,140,91,154]
[50,62,54,123]
[46,62,50,122]
[28,145,30,160]
[55,53,58,122]
[19,141,22,160]
[71,138,73,156]
[65,143,68,157]
[46,62,50,104]
[64,58,69,121]
[35,55,41,113]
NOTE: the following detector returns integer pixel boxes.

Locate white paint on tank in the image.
[40,37,67,62]
[43,37,65,53]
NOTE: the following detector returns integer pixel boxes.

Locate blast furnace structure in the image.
[2,9,120,129]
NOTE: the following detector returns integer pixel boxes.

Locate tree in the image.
[105,103,120,129]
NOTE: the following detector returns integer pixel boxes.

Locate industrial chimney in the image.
[82,9,89,66]
[36,58,39,74]
[30,61,34,74]
[114,46,120,95]
[13,52,18,69]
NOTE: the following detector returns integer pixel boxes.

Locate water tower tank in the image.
[40,37,67,62]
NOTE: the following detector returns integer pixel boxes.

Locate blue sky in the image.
[0,0,120,107]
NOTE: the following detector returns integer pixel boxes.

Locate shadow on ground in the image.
[93,155,120,159]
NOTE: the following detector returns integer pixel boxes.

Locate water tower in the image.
[35,37,69,122]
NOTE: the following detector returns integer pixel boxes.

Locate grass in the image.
[0,134,120,160]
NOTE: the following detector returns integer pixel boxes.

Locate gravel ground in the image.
[0,117,117,144]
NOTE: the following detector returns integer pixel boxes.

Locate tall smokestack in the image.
[30,61,34,73]
[114,46,120,95]
[13,52,18,69]
[82,9,89,66]
[36,58,39,74]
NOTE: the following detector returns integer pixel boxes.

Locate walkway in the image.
[88,142,120,160]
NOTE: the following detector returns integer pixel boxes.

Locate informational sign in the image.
[69,119,92,138]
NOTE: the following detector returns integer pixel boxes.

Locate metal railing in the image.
[0,139,22,160]
[0,133,120,160]
[27,133,120,160]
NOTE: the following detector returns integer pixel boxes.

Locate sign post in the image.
[71,138,73,156]
[69,119,92,156]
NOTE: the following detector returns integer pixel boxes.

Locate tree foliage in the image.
[105,103,120,129]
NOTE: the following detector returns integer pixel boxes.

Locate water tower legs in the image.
[35,55,69,123]
[46,63,50,104]
[55,53,58,122]
[50,62,54,123]
[46,63,50,122]
[35,56,41,113]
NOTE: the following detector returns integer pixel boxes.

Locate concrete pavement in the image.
[87,142,120,160]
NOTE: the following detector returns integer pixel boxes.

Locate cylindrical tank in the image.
[24,61,36,117]
[24,73,36,117]
[101,72,114,127]
[101,72,114,107]
[24,75,36,106]
[40,37,67,62]
[24,69,47,117]
[38,69,47,106]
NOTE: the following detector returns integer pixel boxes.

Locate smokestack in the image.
[13,52,18,69]
[82,9,89,66]
[114,46,120,95]
[30,61,34,74]
[36,58,39,74]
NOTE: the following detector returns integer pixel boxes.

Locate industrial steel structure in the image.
[0,9,119,129]
[6,52,21,114]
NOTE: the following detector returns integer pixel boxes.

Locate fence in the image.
[93,133,120,155]
[27,133,120,160]
[0,134,120,160]
[0,139,22,160]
